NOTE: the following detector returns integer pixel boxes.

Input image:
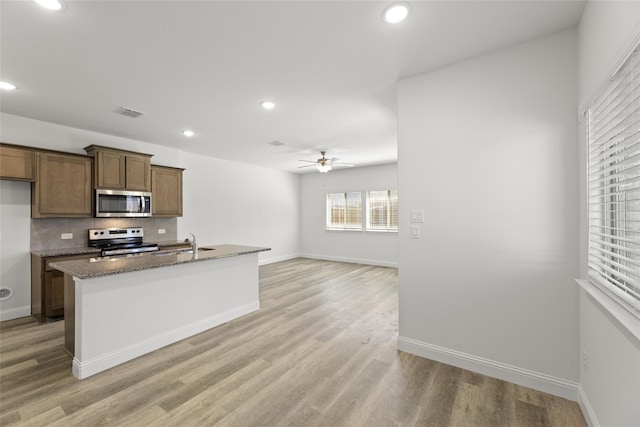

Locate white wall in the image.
[397,29,580,398]
[0,180,31,321]
[178,151,299,264]
[0,113,300,321]
[299,163,398,267]
[577,2,640,426]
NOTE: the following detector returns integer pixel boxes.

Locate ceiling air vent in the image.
[114,106,144,118]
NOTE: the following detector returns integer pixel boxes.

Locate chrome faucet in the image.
[185,233,197,252]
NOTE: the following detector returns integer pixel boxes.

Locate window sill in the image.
[365,228,398,233]
[575,279,640,343]
[325,228,363,232]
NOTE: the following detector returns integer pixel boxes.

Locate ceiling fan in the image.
[298,151,354,173]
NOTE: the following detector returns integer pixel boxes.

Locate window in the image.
[587,47,639,317]
[326,192,362,230]
[366,190,398,231]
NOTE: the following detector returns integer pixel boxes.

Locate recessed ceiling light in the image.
[383,3,409,24]
[182,130,195,137]
[33,0,63,11]
[261,101,276,110]
[0,81,16,91]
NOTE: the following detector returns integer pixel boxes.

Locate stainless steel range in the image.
[88,227,159,257]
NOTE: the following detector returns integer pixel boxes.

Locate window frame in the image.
[325,192,363,231]
[585,46,640,319]
[365,190,398,232]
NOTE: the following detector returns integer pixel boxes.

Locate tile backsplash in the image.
[31,217,178,250]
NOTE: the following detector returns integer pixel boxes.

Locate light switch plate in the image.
[410,225,421,239]
[158,229,166,234]
[410,209,425,223]
[61,233,73,240]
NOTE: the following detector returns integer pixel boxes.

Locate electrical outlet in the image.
[158,229,166,234]
[582,349,588,373]
[61,233,73,240]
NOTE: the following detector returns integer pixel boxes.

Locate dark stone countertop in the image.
[31,241,192,258]
[49,244,271,279]
[31,247,102,257]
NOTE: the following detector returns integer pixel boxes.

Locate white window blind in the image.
[326,192,362,230]
[587,47,640,317]
[366,190,398,231]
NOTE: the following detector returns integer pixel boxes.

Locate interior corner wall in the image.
[299,163,398,267]
[577,2,640,426]
[397,29,579,398]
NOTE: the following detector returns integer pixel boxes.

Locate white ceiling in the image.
[0,0,586,173]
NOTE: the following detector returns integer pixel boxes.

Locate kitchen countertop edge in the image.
[31,247,102,257]
[49,244,271,279]
[31,241,192,258]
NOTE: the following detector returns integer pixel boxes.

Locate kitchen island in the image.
[50,244,270,379]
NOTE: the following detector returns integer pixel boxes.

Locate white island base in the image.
[64,252,260,379]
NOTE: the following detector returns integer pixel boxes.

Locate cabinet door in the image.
[33,153,93,217]
[0,145,35,181]
[151,166,183,217]
[44,271,65,317]
[95,150,125,189]
[125,154,151,191]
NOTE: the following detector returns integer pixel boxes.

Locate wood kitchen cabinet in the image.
[151,165,184,217]
[31,253,94,322]
[0,143,36,181]
[32,152,93,218]
[85,145,152,191]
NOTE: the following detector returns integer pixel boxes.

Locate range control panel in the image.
[88,227,144,242]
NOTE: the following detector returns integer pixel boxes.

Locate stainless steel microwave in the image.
[95,189,152,217]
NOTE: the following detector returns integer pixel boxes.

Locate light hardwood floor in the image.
[0,258,586,426]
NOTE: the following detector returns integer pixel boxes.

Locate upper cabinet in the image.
[0,143,36,181]
[32,152,93,218]
[125,154,151,191]
[151,165,184,217]
[84,145,152,191]
[2,142,183,218]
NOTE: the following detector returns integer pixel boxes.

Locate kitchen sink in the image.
[154,247,216,256]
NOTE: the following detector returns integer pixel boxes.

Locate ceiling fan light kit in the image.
[298,151,354,173]
[316,163,332,173]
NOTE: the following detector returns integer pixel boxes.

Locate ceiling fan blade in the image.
[332,162,354,167]
[298,164,318,168]
[298,160,318,163]
[330,157,340,162]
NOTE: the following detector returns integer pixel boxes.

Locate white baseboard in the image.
[577,385,600,427]
[397,336,579,400]
[300,253,398,268]
[0,305,30,322]
[73,301,260,379]
[259,253,301,265]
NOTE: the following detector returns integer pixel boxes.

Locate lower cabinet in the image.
[44,271,65,317]
[31,253,94,322]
